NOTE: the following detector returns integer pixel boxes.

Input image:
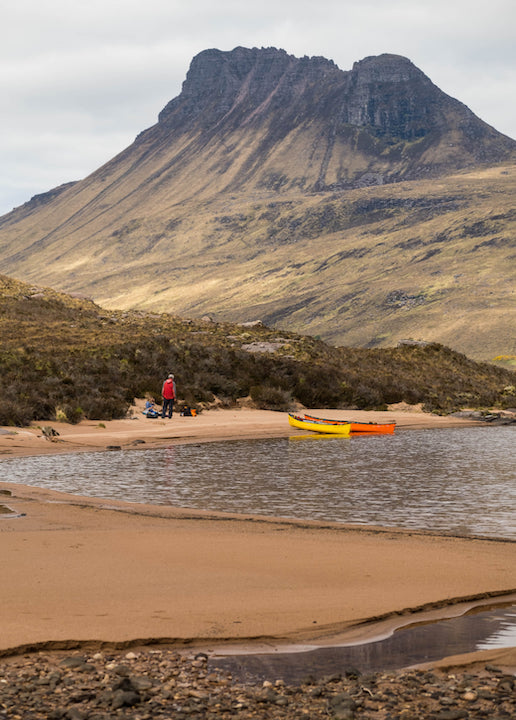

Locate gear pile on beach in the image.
[0,648,515,719]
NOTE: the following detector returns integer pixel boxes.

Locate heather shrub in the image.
[1,286,515,425]
[0,399,33,426]
[60,404,85,424]
[292,366,347,407]
[352,383,386,409]
[181,385,214,405]
[250,385,293,411]
[80,395,130,420]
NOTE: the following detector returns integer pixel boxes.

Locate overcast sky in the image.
[1,0,514,216]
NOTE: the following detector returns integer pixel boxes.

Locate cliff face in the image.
[158,47,340,131]
[343,55,440,139]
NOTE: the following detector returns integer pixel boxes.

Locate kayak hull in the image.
[302,413,396,434]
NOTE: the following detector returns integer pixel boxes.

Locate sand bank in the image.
[1,406,515,671]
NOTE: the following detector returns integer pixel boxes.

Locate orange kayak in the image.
[303,413,396,434]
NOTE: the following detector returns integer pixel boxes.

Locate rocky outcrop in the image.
[157,47,338,131]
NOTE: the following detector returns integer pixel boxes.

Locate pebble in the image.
[0,649,514,719]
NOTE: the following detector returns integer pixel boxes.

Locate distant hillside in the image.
[0,47,515,361]
[0,275,515,426]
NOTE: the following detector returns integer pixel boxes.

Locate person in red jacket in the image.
[161,373,176,418]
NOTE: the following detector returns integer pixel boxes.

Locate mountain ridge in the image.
[138,46,515,191]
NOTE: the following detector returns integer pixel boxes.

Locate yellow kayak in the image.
[288,413,351,435]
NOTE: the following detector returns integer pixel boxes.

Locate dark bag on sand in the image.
[181,406,192,416]
[146,409,160,418]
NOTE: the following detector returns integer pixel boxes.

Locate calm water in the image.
[2,426,515,539]
[210,603,516,683]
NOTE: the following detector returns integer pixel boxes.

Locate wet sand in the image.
[1,406,515,671]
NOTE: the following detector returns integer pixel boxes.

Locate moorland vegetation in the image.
[1,275,515,426]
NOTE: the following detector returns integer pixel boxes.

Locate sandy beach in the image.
[1,405,516,673]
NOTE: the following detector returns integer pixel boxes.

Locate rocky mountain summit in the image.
[135,46,515,191]
[0,47,515,361]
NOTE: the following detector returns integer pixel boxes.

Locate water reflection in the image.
[210,603,516,684]
[477,608,516,649]
[1,426,515,539]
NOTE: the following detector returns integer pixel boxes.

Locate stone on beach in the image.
[1,649,515,719]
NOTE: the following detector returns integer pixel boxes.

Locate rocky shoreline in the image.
[1,648,515,719]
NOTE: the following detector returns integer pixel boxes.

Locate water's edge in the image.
[209,598,516,684]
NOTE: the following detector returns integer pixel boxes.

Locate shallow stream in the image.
[209,601,516,683]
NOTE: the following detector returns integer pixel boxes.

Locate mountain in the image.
[0,47,515,361]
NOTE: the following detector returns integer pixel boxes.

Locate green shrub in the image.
[60,405,84,424]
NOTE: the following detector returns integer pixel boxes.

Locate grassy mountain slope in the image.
[0,275,514,426]
[1,163,514,361]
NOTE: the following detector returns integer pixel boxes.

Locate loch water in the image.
[2,425,515,539]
